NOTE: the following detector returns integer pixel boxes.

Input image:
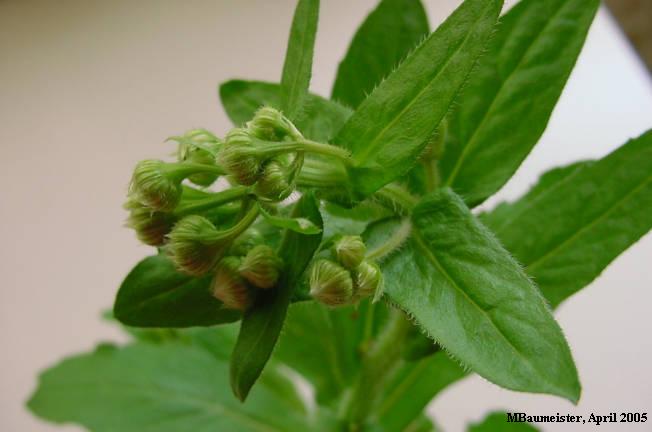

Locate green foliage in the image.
[331,0,430,108]
[30,0,652,431]
[258,204,322,234]
[230,193,323,401]
[483,131,652,307]
[440,0,600,207]
[113,254,240,327]
[28,326,328,432]
[375,189,580,402]
[280,0,320,119]
[334,0,503,200]
[220,80,352,142]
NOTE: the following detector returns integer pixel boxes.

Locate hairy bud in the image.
[255,158,293,202]
[219,128,261,186]
[211,257,253,311]
[333,235,367,269]
[130,159,183,212]
[124,199,175,246]
[309,259,353,307]
[239,245,283,289]
[166,215,227,276]
[353,260,383,300]
[173,129,222,187]
[247,106,299,141]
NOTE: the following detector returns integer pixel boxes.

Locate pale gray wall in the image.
[1,1,651,431]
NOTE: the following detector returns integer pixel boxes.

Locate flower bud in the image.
[255,158,293,202]
[239,245,283,289]
[130,159,183,212]
[309,259,353,307]
[332,235,366,270]
[166,215,227,276]
[219,128,261,185]
[247,106,298,141]
[181,147,219,187]
[211,256,253,311]
[353,260,383,300]
[124,199,175,246]
[175,130,221,187]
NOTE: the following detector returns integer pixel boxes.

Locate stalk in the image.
[343,309,412,431]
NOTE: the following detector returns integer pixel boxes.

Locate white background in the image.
[1,1,651,431]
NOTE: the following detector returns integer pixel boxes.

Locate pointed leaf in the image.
[441,0,600,206]
[331,0,429,108]
[479,160,592,232]
[280,0,320,119]
[378,189,580,401]
[376,352,467,431]
[334,0,502,200]
[230,193,323,401]
[483,130,652,307]
[28,341,315,432]
[219,80,352,142]
[113,254,240,328]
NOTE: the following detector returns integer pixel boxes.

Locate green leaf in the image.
[334,0,502,200]
[219,80,352,142]
[230,193,323,401]
[280,0,320,119]
[331,0,430,108]
[258,204,322,234]
[276,300,392,407]
[483,130,652,307]
[440,0,600,207]
[378,188,580,402]
[28,341,318,432]
[479,160,592,232]
[321,200,393,239]
[468,412,539,431]
[375,352,467,431]
[276,301,361,404]
[113,254,240,328]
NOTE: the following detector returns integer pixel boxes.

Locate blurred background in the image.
[1,0,651,431]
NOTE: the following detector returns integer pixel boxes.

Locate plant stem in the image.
[173,186,251,216]
[423,160,439,192]
[374,183,418,214]
[343,309,412,431]
[366,219,412,261]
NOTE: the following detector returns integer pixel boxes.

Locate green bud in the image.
[309,259,353,307]
[332,235,366,269]
[247,106,299,141]
[353,260,383,300]
[239,245,283,289]
[219,128,261,186]
[166,215,228,276]
[255,158,293,202]
[211,256,253,311]
[129,159,183,212]
[174,129,221,187]
[124,199,175,247]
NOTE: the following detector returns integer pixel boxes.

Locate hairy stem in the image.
[366,219,412,261]
[344,309,412,431]
[173,186,251,216]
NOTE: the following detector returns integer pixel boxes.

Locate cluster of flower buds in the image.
[309,235,383,306]
[219,107,306,202]
[125,107,350,311]
[211,244,284,311]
